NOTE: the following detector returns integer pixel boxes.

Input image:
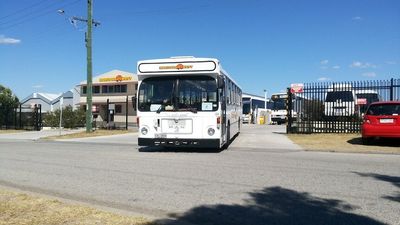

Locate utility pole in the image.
[86,0,93,132]
[63,1,100,132]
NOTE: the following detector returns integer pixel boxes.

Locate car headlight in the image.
[207,128,215,136]
[141,127,148,135]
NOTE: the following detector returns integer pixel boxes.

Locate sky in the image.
[1,0,399,99]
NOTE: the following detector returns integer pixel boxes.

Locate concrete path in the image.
[0,129,83,141]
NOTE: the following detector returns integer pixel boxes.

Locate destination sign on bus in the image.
[138,61,216,73]
[272,94,288,100]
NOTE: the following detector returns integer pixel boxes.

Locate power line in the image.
[0,0,52,21]
[0,0,82,31]
[0,0,68,25]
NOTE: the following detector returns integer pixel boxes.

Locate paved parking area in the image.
[0,125,399,224]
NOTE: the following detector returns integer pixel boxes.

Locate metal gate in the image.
[0,104,42,131]
[287,78,400,133]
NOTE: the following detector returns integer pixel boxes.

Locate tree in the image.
[0,85,19,128]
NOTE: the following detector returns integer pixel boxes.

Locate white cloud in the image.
[320,60,329,65]
[350,61,376,68]
[362,72,376,77]
[385,61,397,65]
[32,85,43,89]
[318,77,331,81]
[0,35,21,44]
[332,65,340,69]
[352,16,362,21]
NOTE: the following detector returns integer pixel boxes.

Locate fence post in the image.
[390,78,394,101]
[286,88,293,134]
[14,107,17,129]
[126,96,128,130]
[106,98,109,124]
[39,104,42,130]
[19,104,22,129]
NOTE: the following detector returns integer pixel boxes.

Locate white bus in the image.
[270,93,288,124]
[242,93,268,124]
[135,56,242,149]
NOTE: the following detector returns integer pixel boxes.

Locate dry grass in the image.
[287,133,400,154]
[0,188,154,225]
[43,129,134,140]
[0,129,26,134]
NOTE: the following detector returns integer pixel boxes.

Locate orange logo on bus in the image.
[176,64,184,70]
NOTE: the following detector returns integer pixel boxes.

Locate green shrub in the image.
[43,106,86,128]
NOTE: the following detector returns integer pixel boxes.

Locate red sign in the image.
[357,98,367,105]
[290,83,304,93]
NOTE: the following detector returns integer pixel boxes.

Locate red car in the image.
[361,101,400,144]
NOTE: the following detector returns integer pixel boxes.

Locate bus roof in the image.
[137,56,220,74]
[137,56,241,89]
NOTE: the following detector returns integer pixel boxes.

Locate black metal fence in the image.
[0,104,42,131]
[287,78,400,133]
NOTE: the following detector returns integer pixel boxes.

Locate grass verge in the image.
[0,188,153,225]
[43,129,135,140]
[287,133,400,154]
[0,129,26,134]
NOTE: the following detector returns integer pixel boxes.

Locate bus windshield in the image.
[242,97,251,114]
[138,76,218,112]
[272,99,286,110]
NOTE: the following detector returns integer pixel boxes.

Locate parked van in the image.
[324,84,358,119]
[355,90,381,114]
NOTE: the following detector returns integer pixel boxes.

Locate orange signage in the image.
[159,64,193,70]
[99,75,132,82]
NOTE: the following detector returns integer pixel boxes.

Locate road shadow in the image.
[353,172,400,203]
[156,186,384,225]
[347,137,400,147]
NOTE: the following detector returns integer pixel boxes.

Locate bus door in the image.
[219,77,227,141]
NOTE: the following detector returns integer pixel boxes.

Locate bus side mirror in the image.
[132,95,137,111]
[218,77,225,89]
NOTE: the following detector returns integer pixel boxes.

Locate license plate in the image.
[161,119,192,134]
[155,133,167,138]
[380,119,394,124]
[168,120,186,128]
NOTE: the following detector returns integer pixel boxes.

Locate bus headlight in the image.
[141,127,148,135]
[208,128,215,136]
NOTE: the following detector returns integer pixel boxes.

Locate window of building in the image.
[108,85,114,93]
[82,86,87,94]
[115,85,121,93]
[93,86,100,94]
[121,84,127,93]
[102,86,108,93]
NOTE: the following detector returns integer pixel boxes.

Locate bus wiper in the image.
[156,104,164,114]
[179,107,197,113]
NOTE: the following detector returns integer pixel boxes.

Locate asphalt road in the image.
[0,125,399,225]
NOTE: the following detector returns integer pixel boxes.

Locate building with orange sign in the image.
[79,70,138,128]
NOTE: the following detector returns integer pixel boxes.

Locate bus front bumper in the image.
[138,138,220,148]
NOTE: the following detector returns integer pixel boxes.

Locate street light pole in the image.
[264,89,267,109]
